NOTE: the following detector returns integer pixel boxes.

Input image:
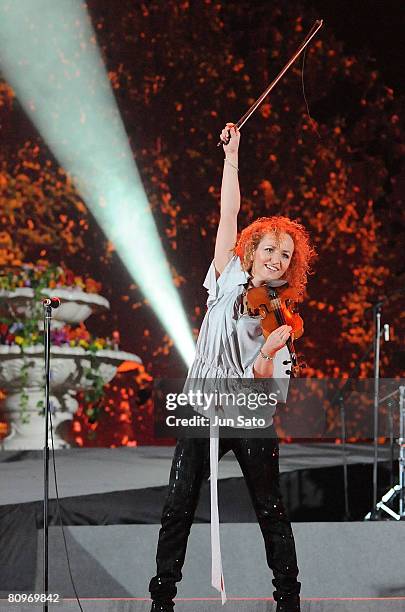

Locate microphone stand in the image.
[329,343,374,521]
[338,393,350,520]
[42,298,59,612]
[365,387,403,520]
[369,286,405,514]
[372,301,383,511]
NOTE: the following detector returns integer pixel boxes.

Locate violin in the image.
[246,285,303,377]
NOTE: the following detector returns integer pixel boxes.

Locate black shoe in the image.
[150,602,174,612]
[275,593,300,612]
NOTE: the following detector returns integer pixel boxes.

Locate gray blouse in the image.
[185,255,291,423]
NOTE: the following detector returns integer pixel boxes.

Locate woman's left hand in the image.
[262,325,292,356]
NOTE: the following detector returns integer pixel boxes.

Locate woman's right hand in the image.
[221,123,240,156]
[262,325,292,357]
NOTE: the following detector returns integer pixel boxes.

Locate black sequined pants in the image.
[149,434,300,605]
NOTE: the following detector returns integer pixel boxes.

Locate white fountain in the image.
[0,287,141,449]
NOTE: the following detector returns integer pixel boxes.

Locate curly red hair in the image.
[234,216,316,300]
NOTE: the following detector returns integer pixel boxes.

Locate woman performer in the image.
[149,123,315,612]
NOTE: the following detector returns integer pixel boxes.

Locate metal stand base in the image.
[365,485,403,521]
[365,386,405,521]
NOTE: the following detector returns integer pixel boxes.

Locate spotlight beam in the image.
[0,0,195,366]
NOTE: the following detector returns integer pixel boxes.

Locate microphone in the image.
[383,324,390,342]
[42,297,61,309]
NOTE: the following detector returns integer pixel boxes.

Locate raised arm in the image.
[214,123,241,275]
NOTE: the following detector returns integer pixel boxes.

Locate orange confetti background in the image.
[0,2,403,445]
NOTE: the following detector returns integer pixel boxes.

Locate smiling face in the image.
[250,232,294,285]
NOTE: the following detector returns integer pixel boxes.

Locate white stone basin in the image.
[0,344,142,449]
[0,287,110,325]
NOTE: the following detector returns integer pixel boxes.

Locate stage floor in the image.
[1,445,403,612]
[1,523,405,610]
[1,598,405,612]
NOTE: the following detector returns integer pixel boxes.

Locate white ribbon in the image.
[210,424,227,604]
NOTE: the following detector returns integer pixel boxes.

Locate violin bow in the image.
[217,19,323,146]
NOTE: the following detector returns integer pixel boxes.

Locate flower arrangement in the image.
[0,263,113,424]
[0,320,113,352]
[0,261,102,294]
